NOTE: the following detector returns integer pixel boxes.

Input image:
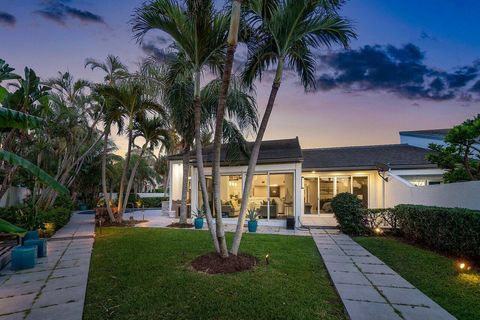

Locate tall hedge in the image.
[140,197,168,208]
[395,204,480,261]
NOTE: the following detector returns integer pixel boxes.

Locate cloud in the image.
[315,43,480,101]
[35,0,105,26]
[0,12,16,27]
[141,42,175,62]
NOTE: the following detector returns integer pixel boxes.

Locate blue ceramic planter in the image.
[194,218,204,229]
[248,220,258,232]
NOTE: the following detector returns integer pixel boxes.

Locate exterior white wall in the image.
[385,173,480,210]
[0,187,30,207]
[169,161,184,201]
[399,134,445,149]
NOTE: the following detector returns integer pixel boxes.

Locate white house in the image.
[168,129,447,226]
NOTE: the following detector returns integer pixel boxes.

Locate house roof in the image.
[168,137,303,166]
[302,144,436,171]
[399,128,450,140]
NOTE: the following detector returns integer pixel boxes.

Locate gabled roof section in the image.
[399,128,450,140]
[302,144,436,171]
[168,137,303,166]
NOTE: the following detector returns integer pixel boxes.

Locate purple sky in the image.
[1,0,480,154]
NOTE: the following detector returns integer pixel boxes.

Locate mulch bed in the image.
[97,220,148,227]
[167,223,194,228]
[191,252,257,274]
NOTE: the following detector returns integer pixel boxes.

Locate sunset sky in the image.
[2,0,480,155]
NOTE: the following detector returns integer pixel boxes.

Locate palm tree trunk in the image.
[102,132,116,222]
[117,123,133,221]
[194,71,221,254]
[231,60,284,255]
[179,143,190,224]
[212,0,242,259]
[122,144,148,215]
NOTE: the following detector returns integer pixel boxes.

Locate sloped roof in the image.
[168,137,303,166]
[302,144,436,171]
[399,128,450,140]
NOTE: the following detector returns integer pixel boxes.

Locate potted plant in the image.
[247,209,259,233]
[193,208,205,230]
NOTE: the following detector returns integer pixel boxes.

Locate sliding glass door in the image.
[303,175,369,215]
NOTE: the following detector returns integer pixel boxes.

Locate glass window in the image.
[352,176,368,208]
[219,175,242,218]
[269,173,294,219]
[249,174,268,219]
[304,177,318,214]
[198,176,214,215]
[336,177,351,194]
[319,177,334,213]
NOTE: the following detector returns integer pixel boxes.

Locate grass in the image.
[84,228,347,320]
[355,236,480,320]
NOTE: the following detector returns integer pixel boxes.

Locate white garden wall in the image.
[0,187,30,207]
[385,173,480,210]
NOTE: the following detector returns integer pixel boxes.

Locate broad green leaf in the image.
[0,218,27,236]
[0,86,7,103]
[0,150,69,195]
[0,107,45,130]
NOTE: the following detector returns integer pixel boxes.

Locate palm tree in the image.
[132,0,230,256]
[36,72,103,209]
[99,99,125,222]
[96,82,161,220]
[85,55,129,85]
[122,116,171,214]
[230,0,356,255]
[88,56,129,222]
[211,0,243,249]
[162,64,258,240]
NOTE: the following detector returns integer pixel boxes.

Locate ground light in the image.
[457,261,472,272]
[265,254,270,265]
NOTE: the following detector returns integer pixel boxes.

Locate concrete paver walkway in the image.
[0,213,95,320]
[312,230,456,320]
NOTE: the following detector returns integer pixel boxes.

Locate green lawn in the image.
[355,236,480,320]
[84,228,347,320]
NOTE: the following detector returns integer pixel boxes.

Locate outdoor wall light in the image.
[373,227,383,235]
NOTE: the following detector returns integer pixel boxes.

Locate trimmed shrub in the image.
[395,204,480,261]
[0,205,71,234]
[140,197,168,208]
[331,193,367,235]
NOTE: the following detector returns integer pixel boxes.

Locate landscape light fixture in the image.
[457,261,472,272]
[265,254,270,265]
[373,227,383,235]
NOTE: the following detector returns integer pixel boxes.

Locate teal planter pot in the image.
[248,220,257,233]
[194,218,204,229]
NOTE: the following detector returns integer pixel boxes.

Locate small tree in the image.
[427,115,480,182]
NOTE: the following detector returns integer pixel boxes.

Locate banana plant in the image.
[0,107,69,195]
[0,218,26,237]
[0,107,44,130]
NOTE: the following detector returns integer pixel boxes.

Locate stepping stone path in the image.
[312,230,456,320]
[0,213,94,320]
